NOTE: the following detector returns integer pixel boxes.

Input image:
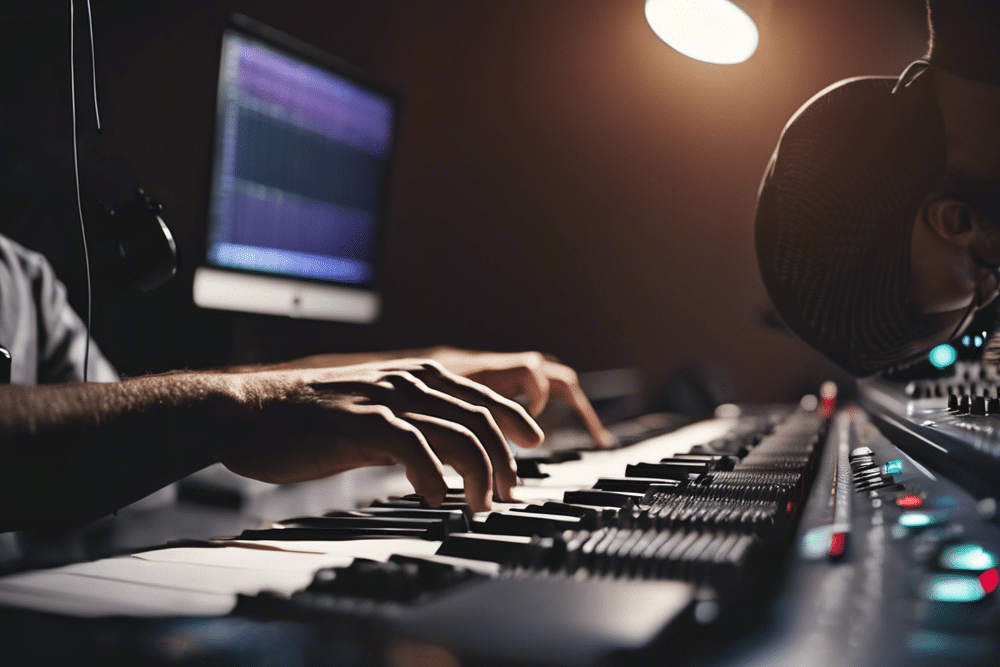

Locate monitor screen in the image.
[194,15,398,323]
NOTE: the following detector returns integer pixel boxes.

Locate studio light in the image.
[644,0,764,65]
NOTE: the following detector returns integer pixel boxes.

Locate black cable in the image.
[70,0,94,383]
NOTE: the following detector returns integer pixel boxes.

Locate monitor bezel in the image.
[195,13,402,323]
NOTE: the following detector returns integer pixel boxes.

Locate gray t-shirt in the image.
[0,234,117,384]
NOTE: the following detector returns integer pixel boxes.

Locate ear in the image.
[923,197,976,247]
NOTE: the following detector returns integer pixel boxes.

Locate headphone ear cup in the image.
[112,190,178,292]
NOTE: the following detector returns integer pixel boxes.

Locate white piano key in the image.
[0,570,236,617]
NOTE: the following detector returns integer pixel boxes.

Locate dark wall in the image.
[0,0,928,401]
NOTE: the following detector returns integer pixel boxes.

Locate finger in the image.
[349,405,449,506]
[544,364,616,448]
[409,363,544,450]
[381,373,520,501]
[400,412,493,512]
[468,357,552,417]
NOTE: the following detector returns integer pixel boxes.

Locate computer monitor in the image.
[194,14,399,323]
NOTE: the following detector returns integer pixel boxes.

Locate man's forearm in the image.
[0,373,245,532]
[260,348,438,371]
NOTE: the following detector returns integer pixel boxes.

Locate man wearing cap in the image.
[755,1,1000,376]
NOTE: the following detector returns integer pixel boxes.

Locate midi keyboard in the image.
[2,399,999,667]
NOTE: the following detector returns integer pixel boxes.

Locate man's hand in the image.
[422,347,615,448]
[280,346,614,448]
[221,359,543,512]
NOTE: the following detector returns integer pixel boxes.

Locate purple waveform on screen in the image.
[210,243,371,283]
[234,38,394,157]
[213,185,377,282]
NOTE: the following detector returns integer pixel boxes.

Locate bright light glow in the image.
[923,574,986,602]
[645,0,759,65]
[898,513,936,528]
[799,394,819,411]
[928,344,957,369]
[883,459,904,475]
[820,381,837,400]
[939,544,997,571]
[714,403,742,418]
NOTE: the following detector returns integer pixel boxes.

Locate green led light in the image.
[975,336,984,348]
[883,459,904,475]
[923,574,986,602]
[928,344,957,369]
[899,513,937,528]
[940,544,997,571]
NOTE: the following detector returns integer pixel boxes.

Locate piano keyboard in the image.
[3,399,999,666]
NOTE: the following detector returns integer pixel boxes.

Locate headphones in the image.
[70,0,179,379]
[100,188,178,293]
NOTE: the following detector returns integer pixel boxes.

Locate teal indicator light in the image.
[940,544,997,571]
[928,344,957,369]
[882,459,904,475]
[975,335,984,348]
[923,574,986,602]
[898,513,937,528]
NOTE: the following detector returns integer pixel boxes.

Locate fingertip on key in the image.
[598,430,619,449]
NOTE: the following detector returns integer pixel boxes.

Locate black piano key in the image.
[540,501,620,522]
[561,530,594,573]
[646,531,685,578]
[237,526,434,541]
[516,451,583,464]
[641,483,687,505]
[371,498,474,519]
[513,459,550,479]
[277,515,455,539]
[626,460,712,480]
[478,511,583,537]
[308,558,425,602]
[627,530,673,578]
[676,533,715,580]
[327,508,470,533]
[608,529,650,577]
[657,531,700,579]
[703,533,741,584]
[593,477,680,493]
[401,492,469,504]
[576,529,614,571]
[714,534,756,582]
[592,529,633,575]
[669,454,737,471]
[436,533,534,565]
[563,489,644,508]
[509,505,601,531]
[387,554,486,590]
[588,529,622,573]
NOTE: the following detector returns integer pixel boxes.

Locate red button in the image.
[830,532,847,558]
[979,569,999,594]
[895,495,924,509]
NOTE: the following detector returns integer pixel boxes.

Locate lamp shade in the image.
[645,0,761,65]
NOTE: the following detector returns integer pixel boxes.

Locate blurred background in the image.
[0,0,930,408]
